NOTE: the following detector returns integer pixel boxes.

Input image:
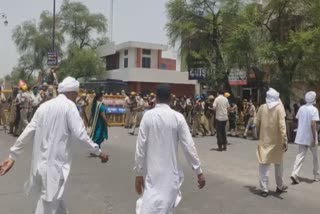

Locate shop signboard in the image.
[228,68,247,86]
[188,68,208,80]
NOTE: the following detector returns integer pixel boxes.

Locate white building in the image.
[97,41,197,96]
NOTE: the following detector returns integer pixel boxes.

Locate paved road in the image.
[0,127,319,214]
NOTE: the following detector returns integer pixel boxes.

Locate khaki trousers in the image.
[125,108,131,127]
[18,109,28,134]
[130,111,143,135]
[207,114,216,135]
[0,107,6,128]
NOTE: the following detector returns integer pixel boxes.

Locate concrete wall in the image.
[127,82,195,97]
[157,50,176,70]
[119,50,125,69]
[128,48,136,68]
[118,48,137,69]
[150,49,158,69]
[101,68,197,85]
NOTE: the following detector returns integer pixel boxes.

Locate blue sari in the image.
[90,102,108,147]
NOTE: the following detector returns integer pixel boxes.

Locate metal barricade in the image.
[103,95,126,127]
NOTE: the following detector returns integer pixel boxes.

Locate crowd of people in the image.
[0,76,319,213]
[0,81,316,151]
[122,90,266,142]
[0,83,56,136]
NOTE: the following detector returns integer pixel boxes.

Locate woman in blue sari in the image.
[90,92,108,148]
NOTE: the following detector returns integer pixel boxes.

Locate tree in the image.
[166,0,250,90]
[256,0,320,101]
[60,0,108,49]
[12,11,64,72]
[58,47,105,81]
[166,0,320,101]
[9,0,108,83]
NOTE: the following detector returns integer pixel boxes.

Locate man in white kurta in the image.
[291,91,320,184]
[134,84,205,214]
[0,77,109,214]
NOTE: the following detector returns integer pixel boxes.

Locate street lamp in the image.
[0,13,8,26]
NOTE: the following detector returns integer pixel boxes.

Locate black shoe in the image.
[291,176,299,185]
[222,147,227,151]
[217,148,223,152]
[260,191,269,197]
[276,185,288,193]
[129,132,134,136]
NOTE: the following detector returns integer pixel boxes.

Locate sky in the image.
[0,0,174,77]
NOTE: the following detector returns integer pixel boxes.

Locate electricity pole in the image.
[52,0,56,51]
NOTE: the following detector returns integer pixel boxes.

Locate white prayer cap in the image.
[58,77,80,93]
[305,91,316,104]
[266,88,280,109]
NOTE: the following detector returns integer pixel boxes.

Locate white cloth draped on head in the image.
[266,88,280,109]
[305,91,316,104]
[58,77,80,93]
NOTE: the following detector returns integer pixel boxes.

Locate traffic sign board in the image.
[47,51,58,66]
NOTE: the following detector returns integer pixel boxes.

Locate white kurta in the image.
[9,94,101,202]
[135,104,202,214]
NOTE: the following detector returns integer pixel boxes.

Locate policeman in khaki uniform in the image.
[129,91,138,128]
[192,96,208,137]
[129,94,144,135]
[17,84,30,135]
[243,100,258,139]
[0,87,7,131]
[206,95,216,136]
[124,91,131,128]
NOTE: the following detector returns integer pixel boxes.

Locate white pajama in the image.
[259,162,284,192]
[35,196,68,214]
[292,145,320,178]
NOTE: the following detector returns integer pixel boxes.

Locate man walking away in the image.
[213,90,230,151]
[291,91,320,184]
[0,77,109,214]
[134,84,205,214]
[255,88,288,197]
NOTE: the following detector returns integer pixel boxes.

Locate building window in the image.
[124,49,128,56]
[161,63,167,70]
[142,49,151,55]
[142,57,151,68]
[124,58,128,68]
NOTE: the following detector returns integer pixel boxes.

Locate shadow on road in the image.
[298,177,314,184]
[243,185,284,200]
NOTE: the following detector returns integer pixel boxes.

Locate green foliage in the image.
[59,47,104,81]
[60,0,107,49]
[7,0,108,86]
[166,0,320,99]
